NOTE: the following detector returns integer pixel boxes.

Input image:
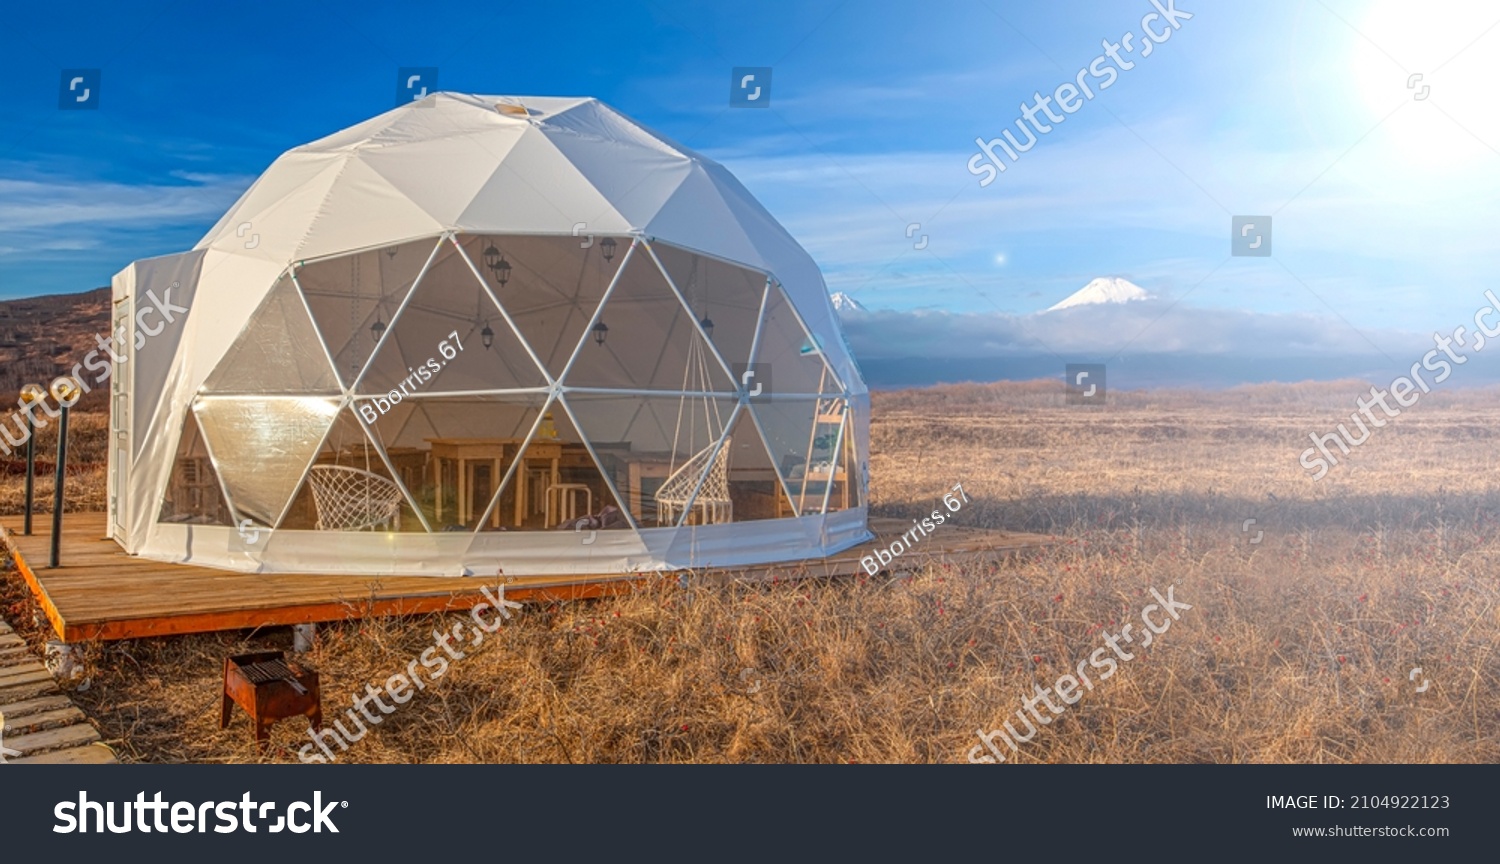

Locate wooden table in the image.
[516,442,562,526]
[428,438,563,529]
[781,466,849,517]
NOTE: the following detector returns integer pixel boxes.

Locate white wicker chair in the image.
[306,465,404,531]
[655,442,732,526]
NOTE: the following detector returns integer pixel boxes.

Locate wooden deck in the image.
[2,513,1051,643]
[0,618,116,763]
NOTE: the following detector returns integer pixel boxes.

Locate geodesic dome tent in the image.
[107,93,870,577]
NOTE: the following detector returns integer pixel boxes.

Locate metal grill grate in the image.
[239,658,308,695]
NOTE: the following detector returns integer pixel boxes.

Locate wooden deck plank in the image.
[0,679,59,705]
[5,722,103,757]
[3,512,1051,643]
[4,706,87,735]
[0,645,34,661]
[0,622,116,765]
[0,668,53,689]
[0,694,74,718]
[9,743,118,764]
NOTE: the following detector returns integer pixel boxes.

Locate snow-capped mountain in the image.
[1044,277,1150,312]
[830,292,867,313]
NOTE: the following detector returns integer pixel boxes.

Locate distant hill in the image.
[0,287,111,409]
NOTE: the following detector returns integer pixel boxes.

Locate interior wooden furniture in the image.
[166,456,225,523]
[428,437,577,529]
[546,482,593,527]
[623,454,677,523]
[778,396,853,518]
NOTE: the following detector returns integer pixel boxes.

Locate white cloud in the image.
[0,173,250,234]
[0,238,97,257]
[837,299,1422,361]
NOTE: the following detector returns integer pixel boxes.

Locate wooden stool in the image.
[546,483,592,528]
[221,651,322,751]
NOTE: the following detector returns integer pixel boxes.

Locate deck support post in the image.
[292,623,316,653]
[44,640,83,683]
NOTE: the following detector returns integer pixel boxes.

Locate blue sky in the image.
[2,0,1498,358]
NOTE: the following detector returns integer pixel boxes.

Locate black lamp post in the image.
[48,377,81,568]
[591,320,609,346]
[19,383,44,536]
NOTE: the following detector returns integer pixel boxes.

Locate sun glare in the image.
[1350,0,1500,168]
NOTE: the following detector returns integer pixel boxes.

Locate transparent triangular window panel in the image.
[754,281,841,397]
[193,396,341,527]
[201,274,340,394]
[359,236,546,396]
[717,404,795,522]
[281,406,424,532]
[361,394,546,532]
[564,393,736,527]
[483,234,623,379]
[297,237,441,389]
[562,244,734,393]
[650,241,767,374]
[156,410,231,526]
[749,396,850,517]
[480,395,632,534]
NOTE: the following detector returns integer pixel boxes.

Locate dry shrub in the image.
[0,409,108,515]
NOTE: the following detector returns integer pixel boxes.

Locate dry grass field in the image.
[4,379,1500,763]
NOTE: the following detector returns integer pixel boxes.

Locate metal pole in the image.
[23,412,35,535]
[50,404,68,568]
